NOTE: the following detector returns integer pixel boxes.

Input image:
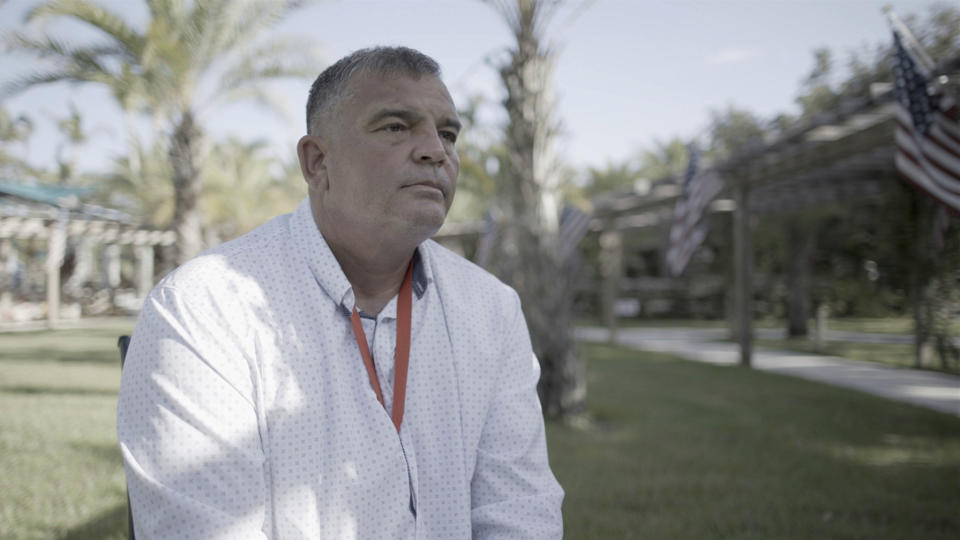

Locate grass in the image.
[0,322,134,540]
[821,317,960,335]
[579,316,952,335]
[2,323,959,538]
[821,317,914,334]
[552,342,960,539]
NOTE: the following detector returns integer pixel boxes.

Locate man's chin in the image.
[405,210,447,240]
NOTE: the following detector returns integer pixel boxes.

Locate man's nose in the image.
[414,129,447,164]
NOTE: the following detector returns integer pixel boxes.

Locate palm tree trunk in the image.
[492,0,586,421]
[170,110,204,265]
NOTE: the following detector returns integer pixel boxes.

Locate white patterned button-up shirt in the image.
[117,200,564,539]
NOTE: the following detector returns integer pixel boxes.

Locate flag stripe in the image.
[895,136,960,199]
[934,115,960,147]
[897,108,960,158]
[557,205,592,263]
[665,144,723,276]
[895,154,960,210]
[895,129,960,192]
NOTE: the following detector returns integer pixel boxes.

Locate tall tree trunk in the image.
[491,0,586,420]
[170,110,204,265]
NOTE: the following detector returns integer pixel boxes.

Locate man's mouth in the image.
[405,181,446,196]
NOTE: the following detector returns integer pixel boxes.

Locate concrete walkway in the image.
[576,326,960,417]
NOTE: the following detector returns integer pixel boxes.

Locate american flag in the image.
[665,144,724,277]
[557,204,592,264]
[891,29,960,213]
[474,210,498,269]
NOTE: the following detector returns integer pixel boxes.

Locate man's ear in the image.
[297,134,329,192]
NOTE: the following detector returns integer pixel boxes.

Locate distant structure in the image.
[0,182,175,327]
[436,52,960,367]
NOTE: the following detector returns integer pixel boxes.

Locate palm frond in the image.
[10,33,124,74]
[198,0,313,64]
[1,69,77,97]
[2,34,134,98]
[28,0,144,58]
[6,32,75,59]
[215,36,321,93]
[206,86,294,125]
[146,0,186,33]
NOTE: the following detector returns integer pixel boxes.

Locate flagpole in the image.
[882,6,936,73]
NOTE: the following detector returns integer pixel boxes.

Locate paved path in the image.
[576,326,960,417]
[753,327,960,346]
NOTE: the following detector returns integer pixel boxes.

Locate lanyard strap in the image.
[349,260,413,433]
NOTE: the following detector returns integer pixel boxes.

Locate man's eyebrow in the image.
[366,108,419,127]
[439,116,462,132]
[367,108,462,132]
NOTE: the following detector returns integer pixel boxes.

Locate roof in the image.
[0,181,130,223]
[0,182,97,207]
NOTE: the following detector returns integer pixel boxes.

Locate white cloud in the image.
[704,47,761,66]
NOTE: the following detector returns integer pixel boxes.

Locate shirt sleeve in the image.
[116,286,270,539]
[470,292,565,539]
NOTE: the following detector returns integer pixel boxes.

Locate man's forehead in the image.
[345,71,457,116]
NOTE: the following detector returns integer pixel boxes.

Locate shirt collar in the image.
[291,199,430,316]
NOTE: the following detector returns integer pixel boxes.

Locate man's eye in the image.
[385,123,407,132]
[440,131,458,143]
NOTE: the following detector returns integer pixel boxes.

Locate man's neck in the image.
[323,229,415,316]
[341,249,412,315]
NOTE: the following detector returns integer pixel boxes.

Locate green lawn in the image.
[578,316,929,334]
[2,324,959,538]
[553,343,960,538]
[0,323,134,540]
[755,338,960,375]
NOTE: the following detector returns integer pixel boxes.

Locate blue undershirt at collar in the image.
[350,249,428,320]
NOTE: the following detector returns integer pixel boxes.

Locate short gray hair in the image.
[305,46,442,135]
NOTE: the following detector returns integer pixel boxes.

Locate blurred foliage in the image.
[200,138,304,241]
[447,94,503,223]
[582,137,688,198]
[0,106,36,179]
[451,90,584,223]
[4,0,321,262]
[706,105,766,160]
[100,138,175,227]
[791,3,960,121]
[99,135,304,241]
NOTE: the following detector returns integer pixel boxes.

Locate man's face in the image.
[305,71,461,244]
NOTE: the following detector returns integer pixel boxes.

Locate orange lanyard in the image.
[349,260,413,433]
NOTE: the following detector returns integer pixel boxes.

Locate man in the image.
[117,46,564,539]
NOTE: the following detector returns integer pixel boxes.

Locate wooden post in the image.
[45,213,68,329]
[815,303,829,353]
[135,245,154,300]
[0,239,13,312]
[733,179,753,367]
[104,244,121,310]
[599,226,623,344]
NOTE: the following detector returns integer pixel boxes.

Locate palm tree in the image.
[485,0,587,421]
[5,0,319,263]
[102,138,175,228]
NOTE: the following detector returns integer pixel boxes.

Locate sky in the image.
[0,0,947,178]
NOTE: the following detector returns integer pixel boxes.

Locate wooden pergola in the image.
[587,75,951,365]
[0,183,175,327]
[434,76,946,367]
